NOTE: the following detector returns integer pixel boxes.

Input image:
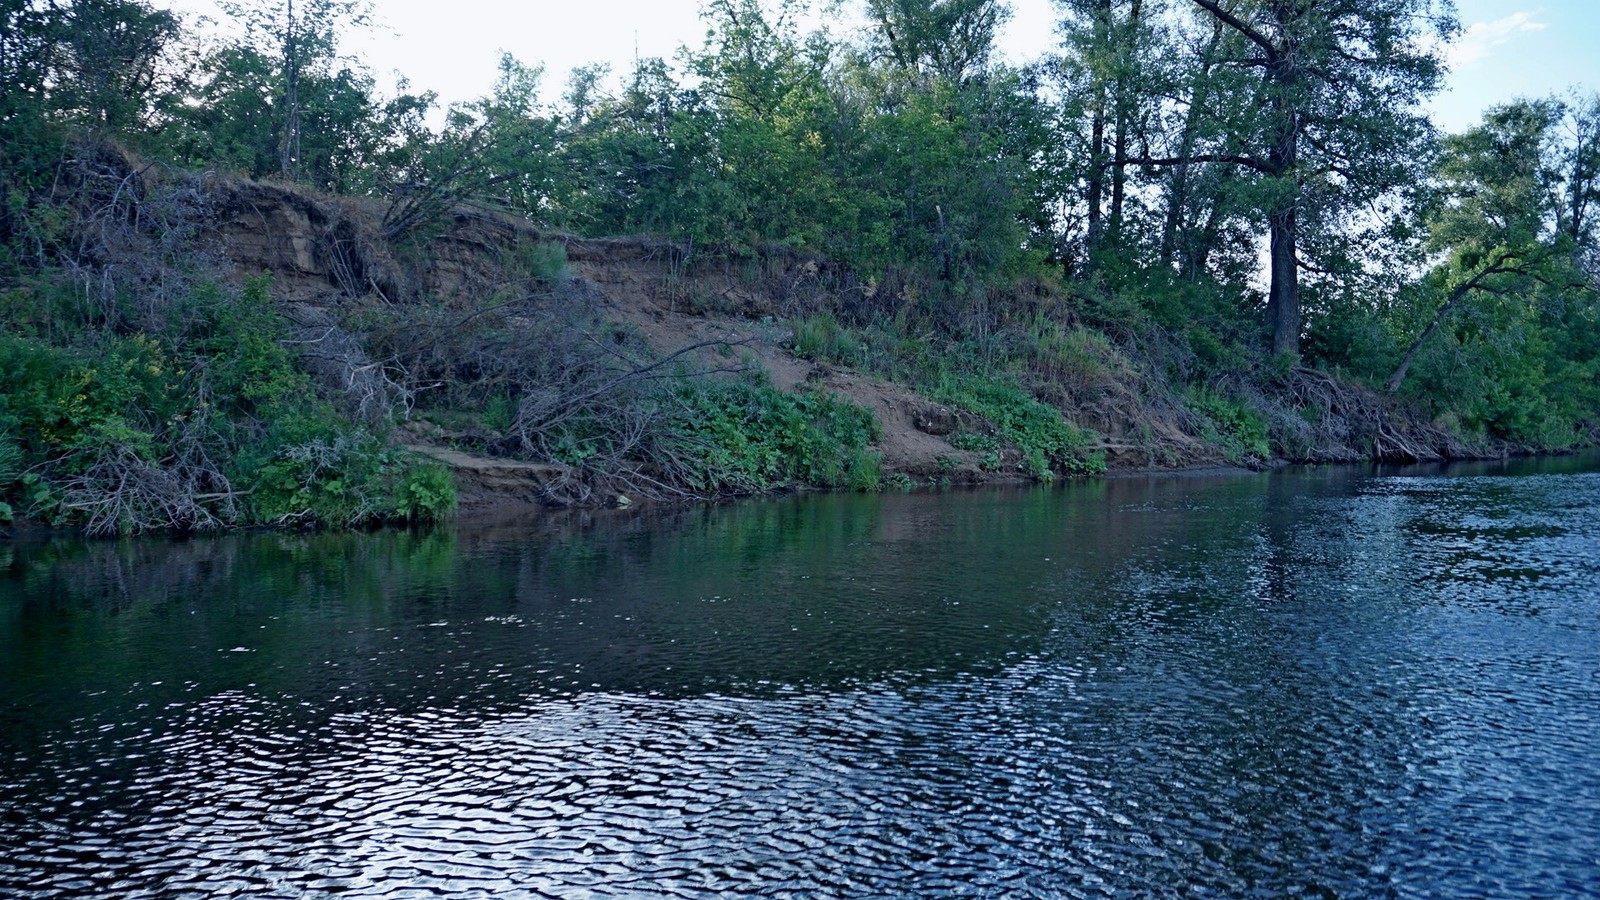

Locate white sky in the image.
[154,0,1596,132]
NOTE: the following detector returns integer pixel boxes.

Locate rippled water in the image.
[3,457,1599,897]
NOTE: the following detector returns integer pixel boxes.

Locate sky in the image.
[154,0,1598,132]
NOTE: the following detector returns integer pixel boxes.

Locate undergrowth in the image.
[1186,387,1271,466]
[789,310,1110,478]
[666,377,883,493]
[933,375,1106,477]
[0,273,455,534]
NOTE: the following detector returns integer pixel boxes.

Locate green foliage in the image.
[382,54,563,240]
[482,392,515,435]
[948,431,999,452]
[0,433,19,486]
[0,430,21,523]
[934,375,1105,477]
[864,0,1006,81]
[507,240,569,284]
[393,463,458,523]
[175,276,309,411]
[0,272,456,531]
[0,0,180,140]
[791,312,864,365]
[1358,97,1600,444]
[1186,388,1270,465]
[665,379,881,493]
[1025,315,1129,384]
[846,447,885,493]
[158,0,433,193]
[248,426,454,527]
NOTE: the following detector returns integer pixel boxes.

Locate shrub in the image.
[393,462,458,523]
[1187,388,1270,465]
[663,378,880,493]
[508,240,569,284]
[846,447,883,492]
[933,375,1105,477]
[791,311,862,365]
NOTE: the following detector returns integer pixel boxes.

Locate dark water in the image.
[3,457,1599,898]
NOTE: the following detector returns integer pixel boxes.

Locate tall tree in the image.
[1157,13,1225,273]
[1386,98,1599,396]
[167,0,431,194]
[0,0,180,135]
[1053,0,1178,274]
[865,0,1007,82]
[179,0,374,182]
[1553,92,1600,263]
[1125,0,1454,356]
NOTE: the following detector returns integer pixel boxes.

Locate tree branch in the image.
[1190,0,1279,57]
[1385,248,1535,394]
[1111,153,1275,175]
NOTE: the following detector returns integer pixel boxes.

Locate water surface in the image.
[3,457,1599,897]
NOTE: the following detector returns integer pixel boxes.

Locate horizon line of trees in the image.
[3,0,1598,448]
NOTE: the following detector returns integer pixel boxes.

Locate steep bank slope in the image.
[191,172,1505,512]
[1,155,1516,530]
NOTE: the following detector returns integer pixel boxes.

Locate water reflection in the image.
[3,458,1599,896]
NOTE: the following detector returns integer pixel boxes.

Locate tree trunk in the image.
[281,0,300,180]
[1183,194,1223,281]
[1263,14,1300,357]
[1161,21,1223,267]
[1267,204,1298,357]
[1109,115,1126,238]
[1109,0,1142,239]
[1087,106,1105,249]
[1265,92,1300,356]
[1083,0,1112,258]
[1386,254,1522,394]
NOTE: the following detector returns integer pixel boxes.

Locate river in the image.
[3,457,1598,897]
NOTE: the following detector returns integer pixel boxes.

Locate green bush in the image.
[0,273,458,532]
[665,378,880,493]
[482,392,516,434]
[393,462,458,522]
[933,375,1105,478]
[846,447,883,492]
[791,311,863,365]
[247,427,456,528]
[948,431,999,452]
[1187,388,1271,465]
[0,434,19,486]
[507,240,570,283]
[170,276,308,413]
[1027,316,1121,383]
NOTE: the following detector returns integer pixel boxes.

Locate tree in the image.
[545,56,709,237]
[220,0,368,178]
[1386,98,1599,398]
[54,0,182,133]
[0,0,180,135]
[382,53,561,241]
[1552,92,1600,268]
[1054,0,1171,263]
[2,0,184,251]
[864,0,1007,82]
[679,0,846,252]
[1119,0,1454,356]
[169,0,407,189]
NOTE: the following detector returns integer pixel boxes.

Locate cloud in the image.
[1446,10,1548,68]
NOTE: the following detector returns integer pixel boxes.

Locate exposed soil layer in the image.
[190,177,1510,514]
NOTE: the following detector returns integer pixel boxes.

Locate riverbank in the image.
[1,150,1585,536]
